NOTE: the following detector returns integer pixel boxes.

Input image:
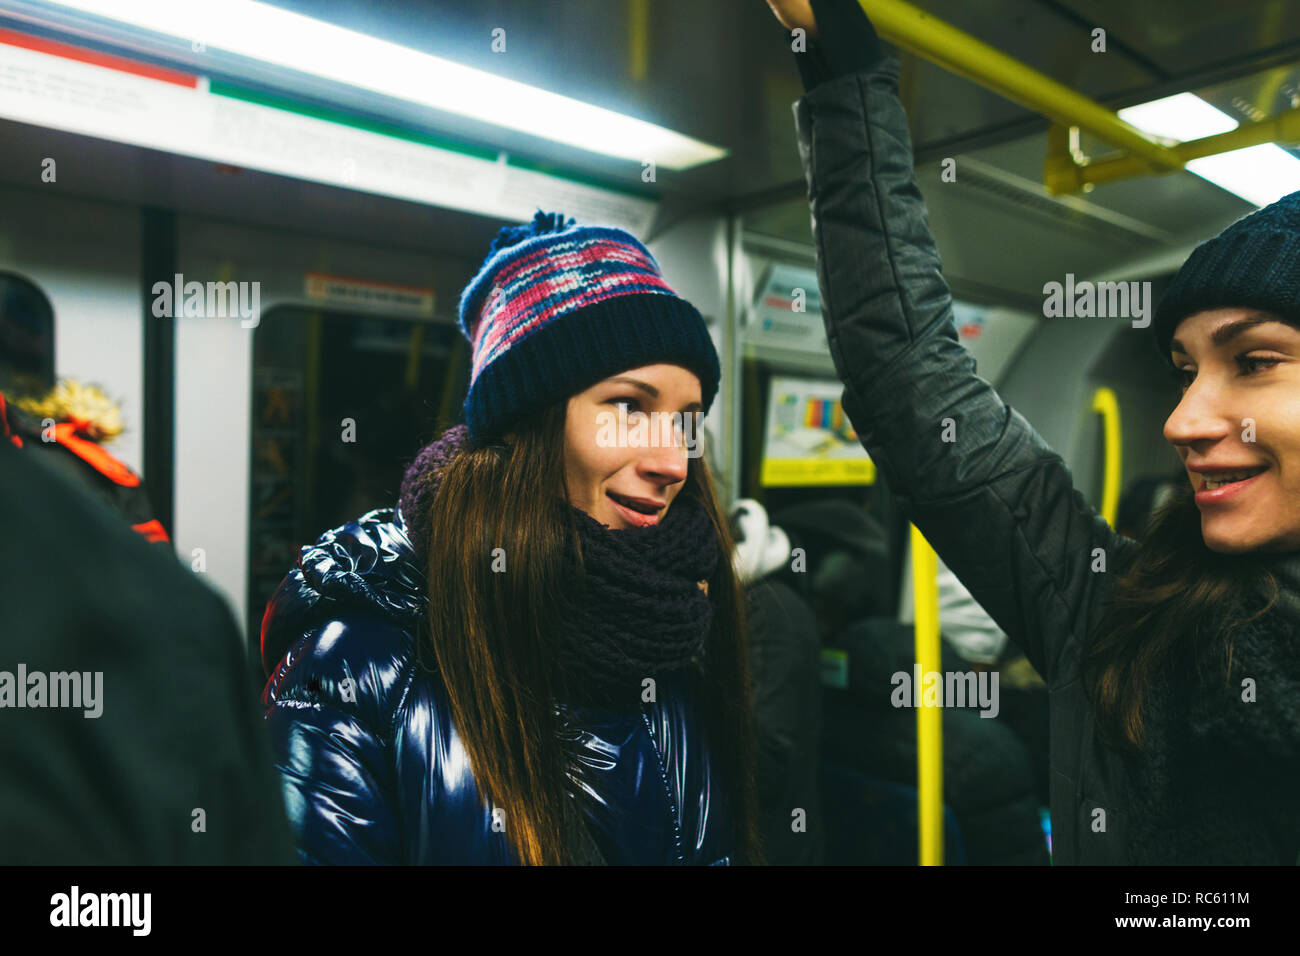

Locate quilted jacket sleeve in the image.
[791,60,1134,685]
[263,615,408,865]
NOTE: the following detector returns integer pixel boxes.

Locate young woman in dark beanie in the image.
[769,0,1300,864]
[259,211,761,865]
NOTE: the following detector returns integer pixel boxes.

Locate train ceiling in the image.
[1,0,1299,304]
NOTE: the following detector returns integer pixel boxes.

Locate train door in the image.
[246,305,464,641]
[171,215,473,643]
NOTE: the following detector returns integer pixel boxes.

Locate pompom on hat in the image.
[1154,189,1300,365]
[456,210,721,440]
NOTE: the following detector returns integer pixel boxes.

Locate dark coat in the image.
[745,576,824,864]
[792,58,1195,864]
[0,436,294,864]
[258,507,735,865]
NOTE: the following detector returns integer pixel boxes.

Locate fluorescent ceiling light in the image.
[1118,92,1237,141]
[1119,92,1300,206]
[35,0,727,170]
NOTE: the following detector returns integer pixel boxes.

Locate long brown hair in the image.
[1082,486,1279,753]
[419,401,762,865]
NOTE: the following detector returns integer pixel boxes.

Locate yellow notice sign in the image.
[760,457,875,486]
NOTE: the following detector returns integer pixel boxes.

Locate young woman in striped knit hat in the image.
[259,210,762,866]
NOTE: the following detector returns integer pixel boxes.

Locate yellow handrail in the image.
[910,524,943,865]
[859,0,1180,173]
[1047,107,1300,194]
[1091,386,1122,527]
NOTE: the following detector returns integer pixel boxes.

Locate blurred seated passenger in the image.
[824,614,1049,865]
[774,497,1048,864]
[900,542,1051,808]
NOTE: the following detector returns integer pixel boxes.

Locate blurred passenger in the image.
[0,429,295,864]
[900,543,1052,812]
[772,0,1300,864]
[731,498,825,864]
[773,498,892,639]
[260,211,761,864]
[0,381,168,547]
[2,278,167,547]
[0,275,53,399]
[777,498,1046,863]
[825,615,1048,865]
[933,557,1009,665]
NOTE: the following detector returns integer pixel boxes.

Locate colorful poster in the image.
[761,376,874,486]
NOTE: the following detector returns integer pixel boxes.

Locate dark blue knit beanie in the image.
[456,210,721,440]
[1154,190,1300,365]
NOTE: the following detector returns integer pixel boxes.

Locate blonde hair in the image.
[13,379,123,442]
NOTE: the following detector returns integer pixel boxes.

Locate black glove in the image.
[790,0,888,92]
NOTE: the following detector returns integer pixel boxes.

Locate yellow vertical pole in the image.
[911,524,943,865]
[1091,387,1122,528]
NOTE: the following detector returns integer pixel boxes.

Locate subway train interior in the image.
[3,0,1300,885]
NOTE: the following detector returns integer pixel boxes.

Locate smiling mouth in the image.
[1198,467,1267,491]
[606,491,662,515]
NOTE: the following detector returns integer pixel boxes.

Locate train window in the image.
[0,272,56,398]
[247,306,467,637]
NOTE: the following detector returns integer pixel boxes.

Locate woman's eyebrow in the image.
[1170,315,1295,355]
[607,376,657,396]
[605,376,702,412]
[1211,315,1291,346]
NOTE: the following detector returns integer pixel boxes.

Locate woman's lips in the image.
[1194,469,1267,506]
[607,493,661,527]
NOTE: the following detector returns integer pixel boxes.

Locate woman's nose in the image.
[1163,382,1233,447]
[637,430,689,482]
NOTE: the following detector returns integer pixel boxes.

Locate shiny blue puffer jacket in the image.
[259,507,734,865]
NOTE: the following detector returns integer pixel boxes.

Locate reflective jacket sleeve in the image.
[791,60,1133,685]
[263,619,406,865]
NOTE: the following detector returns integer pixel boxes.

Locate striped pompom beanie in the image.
[457,210,720,440]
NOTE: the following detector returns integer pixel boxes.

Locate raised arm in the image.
[780,0,1132,683]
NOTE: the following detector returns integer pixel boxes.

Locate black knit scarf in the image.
[1124,553,1300,865]
[398,425,720,706]
[554,494,720,704]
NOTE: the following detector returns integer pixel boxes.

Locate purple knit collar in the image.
[398,424,473,563]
